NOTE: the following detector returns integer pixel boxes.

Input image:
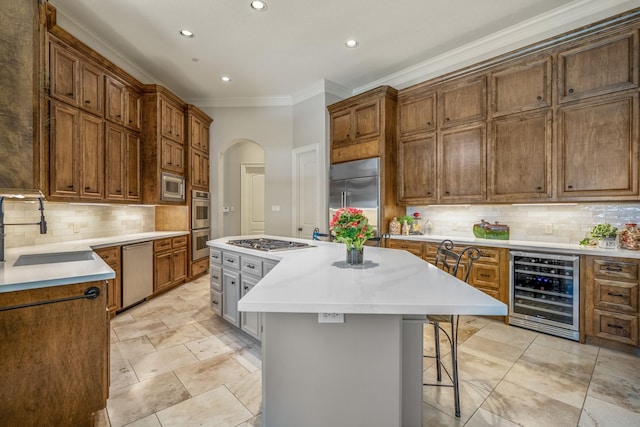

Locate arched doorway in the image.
[221,140,265,236]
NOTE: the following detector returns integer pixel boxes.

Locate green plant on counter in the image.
[579,223,619,246]
[398,215,414,225]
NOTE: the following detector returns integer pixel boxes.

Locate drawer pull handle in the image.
[231,281,236,285]
[247,264,255,269]
[244,286,249,290]
[213,300,219,305]
[226,259,235,263]
[607,323,624,329]
[480,273,491,278]
[212,275,218,280]
[606,292,625,297]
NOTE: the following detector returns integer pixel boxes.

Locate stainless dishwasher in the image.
[122,241,153,308]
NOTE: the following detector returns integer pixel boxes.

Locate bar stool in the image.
[424,239,480,418]
[312,227,331,241]
[367,232,390,247]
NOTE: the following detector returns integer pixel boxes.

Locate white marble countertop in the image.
[389,234,640,259]
[209,235,508,316]
[0,231,188,293]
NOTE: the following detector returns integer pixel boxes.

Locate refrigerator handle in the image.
[341,191,347,208]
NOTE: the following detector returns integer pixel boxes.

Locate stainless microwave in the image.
[161,172,185,202]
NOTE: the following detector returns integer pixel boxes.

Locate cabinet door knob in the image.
[85,100,91,104]
[568,88,574,94]
[67,92,74,96]
[67,185,74,189]
[536,186,542,190]
[536,96,542,101]
[567,185,573,189]
[85,186,91,190]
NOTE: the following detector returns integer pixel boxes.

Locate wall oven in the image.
[192,190,210,229]
[192,228,210,260]
[509,251,579,341]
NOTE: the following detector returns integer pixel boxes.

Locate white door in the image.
[292,144,323,239]
[241,163,265,235]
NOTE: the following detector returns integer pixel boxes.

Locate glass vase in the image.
[346,247,364,265]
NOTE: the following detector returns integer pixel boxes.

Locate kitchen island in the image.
[209,236,507,427]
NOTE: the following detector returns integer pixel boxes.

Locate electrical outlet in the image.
[272,205,280,212]
[73,222,80,233]
[450,222,458,230]
[544,224,553,234]
[318,313,344,323]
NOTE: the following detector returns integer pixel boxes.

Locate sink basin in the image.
[13,251,95,266]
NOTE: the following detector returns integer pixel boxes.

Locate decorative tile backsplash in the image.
[3,202,154,248]
[406,203,640,244]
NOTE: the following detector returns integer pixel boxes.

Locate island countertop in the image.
[209,236,508,316]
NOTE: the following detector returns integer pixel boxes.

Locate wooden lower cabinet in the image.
[153,236,188,293]
[584,256,640,349]
[386,238,424,257]
[94,246,121,316]
[0,280,109,427]
[191,257,209,278]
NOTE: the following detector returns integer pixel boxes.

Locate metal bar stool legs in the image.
[425,315,461,418]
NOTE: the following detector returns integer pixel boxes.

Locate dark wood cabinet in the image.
[79,61,104,116]
[49,101,79,197]
[330,101,380,146]
[154,236,188,293]
[94,246,121,315]
[127,133,141,200]
[126,89,141,131]
[557,94,638,200]
[558,31,638,103]
[397,134,436,204]
[438,123,486,202]
[161,97,185,142]
[79,113,104,199]
[105,76,126,125]
[187,105,212,191]
[488,110,551,201]
[161,138,184,174]
[105,123,126,200]
[490,57,551,116]
[49,40,79,106]
[398,90,436,138]
[438,76,486,128]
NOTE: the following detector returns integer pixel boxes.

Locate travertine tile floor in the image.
[98,275,640,427]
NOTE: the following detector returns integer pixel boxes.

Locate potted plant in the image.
[580,223,619,249]
[330,207,375,264]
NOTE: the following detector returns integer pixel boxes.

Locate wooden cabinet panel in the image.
[154,251,173,292]
[594,279,638,313]
[331,109,352,145]
[105,123,126,200]
[558,31,638,103]
[190,114,202,149]
[49,101,79,197]
[94,246,121,315]
[126,89,141,131]
[489,110,551,201]
[79,114,104,198]
[191,150,209,189]
[438,76,486,128]
[173,247,187,283]
[593,309,638,346]
[154,238,172,252]
[386,239,423,257]
[469,263,500,290]
[353,102,379,140]
[439,123,486,202]
[105,76,126,125]
[397,134,436,204]
[491,57,551,116]
[558,94,638,199]
[153,237,188,294]
[50,41,79,106]
[160,98,185,142]
[79,61,104,115]
[594,258,639,280]
[161,138,184,173]
[398,92,436,138]
[126,133,141,200]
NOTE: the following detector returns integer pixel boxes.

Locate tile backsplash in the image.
[406,203,640,244]
[3,201,154,248]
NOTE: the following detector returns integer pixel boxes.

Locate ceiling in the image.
[49,0,638,106]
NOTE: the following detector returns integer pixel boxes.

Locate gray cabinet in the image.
[210,247,278,341]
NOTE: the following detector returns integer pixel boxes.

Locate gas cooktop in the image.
[226,238,315,252]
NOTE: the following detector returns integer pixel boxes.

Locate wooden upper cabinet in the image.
[558,94,638,199]
[127,133,141,200]
[50,41,79,106]
[398,91,436,138]
[161,138,184,173]
[330,101,380,146]
[105,76,126,125]
[489,110,551,201]
[331,109,353,145]
[438,123,486,202]
[490,57,551,116]
[438,76,486,128]
[79,113,104,199]
[558,31,639,103]
[397,133,436,204]
[49,101,79,197]
[161,98,185,143]
[126,89,141,131]
[105,123,126,200]
[79,62,104,115]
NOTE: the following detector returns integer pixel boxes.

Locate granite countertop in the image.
[209,235,508,316]
[388,234,640,259]
[0,231,188,293]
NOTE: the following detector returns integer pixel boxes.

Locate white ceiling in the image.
[49,0,639,106]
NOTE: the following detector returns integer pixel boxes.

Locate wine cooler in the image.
[509,251,579,341]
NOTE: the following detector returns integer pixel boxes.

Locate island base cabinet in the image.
[261,313,405,427]
[0,281,108,427]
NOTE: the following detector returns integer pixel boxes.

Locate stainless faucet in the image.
[0,196,48,263]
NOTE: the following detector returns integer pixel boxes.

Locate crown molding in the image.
[291,79,353,105]
[188,96,293,108]
[353,0,638,94]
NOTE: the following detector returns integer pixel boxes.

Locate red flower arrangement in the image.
[330,207,375,251]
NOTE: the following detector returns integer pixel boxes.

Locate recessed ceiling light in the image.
[345,39,359,48]
[250,1,267,11]
[179,29,194,38]
[221,76,231,83]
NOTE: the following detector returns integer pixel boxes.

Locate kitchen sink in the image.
[13,251,95,266]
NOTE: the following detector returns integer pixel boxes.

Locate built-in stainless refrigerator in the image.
[329,158,380,234]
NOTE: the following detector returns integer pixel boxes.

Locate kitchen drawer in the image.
[593,309,638,346]
[593,258,638,281]
[192,257,209,276]
[223,252,240,270]
[172,236,188,248]
[469,263,500,289]
[210,289,222,316]
[388,239,423,257]
[264,260,278,275]
[94,246,120,263]
[477,247,500,264]
[594,279,638,313]
[475,285,500,301]
[210,265,222,291]
[154,238,173,253]
[210,249,222,265]
[242,256,263,278]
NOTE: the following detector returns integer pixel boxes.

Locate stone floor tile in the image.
[587,369,640,413]
[593,347,640,383]
[109,357,140,393]
[185,332,245,361]
[130,345,199,381]
[174,353,251,396]
[421,402,464,427]
[579,395,640,427]
[226,370,263,415]
[533,333,599,358]
[146,323,206,350]
[235,413,262,427]
[111,335,157,361]
[112,318,168,341]
[458,334,524,368]
[123,414,161,427]
[423,377,490,423]
[465,407,521,427]
[520,342,597,383]
[473,321,538,350]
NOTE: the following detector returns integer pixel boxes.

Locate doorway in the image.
[292,144,323,239]
[241,163,265,235]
